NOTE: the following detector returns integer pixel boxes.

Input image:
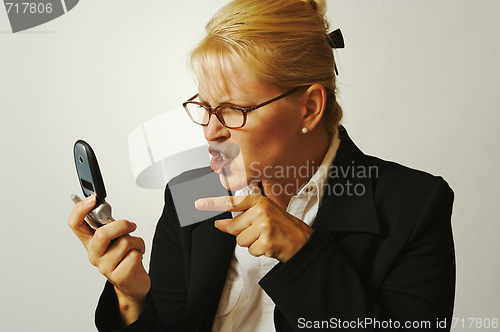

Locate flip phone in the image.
[72,140,114,228]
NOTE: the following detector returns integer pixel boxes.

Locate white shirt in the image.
[212,132,341,332]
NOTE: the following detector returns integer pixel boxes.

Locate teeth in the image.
[221,153,227,161]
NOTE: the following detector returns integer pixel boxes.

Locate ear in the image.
[301,84,327,131]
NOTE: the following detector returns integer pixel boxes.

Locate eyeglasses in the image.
[182,86,307,129]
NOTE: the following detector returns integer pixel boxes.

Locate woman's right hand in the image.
[68,195,151,326]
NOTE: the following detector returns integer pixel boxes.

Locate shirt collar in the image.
[294,129,341,204]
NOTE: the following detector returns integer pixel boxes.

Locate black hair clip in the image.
[327,28,344,75]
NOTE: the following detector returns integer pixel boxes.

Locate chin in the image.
[218,170,248,192]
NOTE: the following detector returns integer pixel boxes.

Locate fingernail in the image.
[195,199,207,209]
[214,220,218,229]
[84,195,96,206]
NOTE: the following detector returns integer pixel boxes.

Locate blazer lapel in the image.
[172,169,236,331]
[182,215,235,332]
[314,126,380,234]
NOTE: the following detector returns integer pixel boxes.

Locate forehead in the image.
[194,52,257,102]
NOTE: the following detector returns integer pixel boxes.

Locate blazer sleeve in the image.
[94,184,186,332]
[259,178,455,331]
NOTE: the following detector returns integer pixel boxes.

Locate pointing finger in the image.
[195,195,261,212]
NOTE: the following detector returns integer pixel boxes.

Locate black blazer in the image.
[96,127,455,331]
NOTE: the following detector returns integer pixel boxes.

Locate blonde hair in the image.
[190,0,342,137]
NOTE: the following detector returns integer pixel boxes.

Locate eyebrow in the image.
[198,95,254,108]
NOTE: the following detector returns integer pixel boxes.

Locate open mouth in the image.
[208,142,240,174]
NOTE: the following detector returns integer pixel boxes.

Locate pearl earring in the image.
[302,127,309,134]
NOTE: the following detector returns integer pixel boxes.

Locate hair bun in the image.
[305,0,326,15]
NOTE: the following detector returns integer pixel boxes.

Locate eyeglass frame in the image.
[182,85,309,129]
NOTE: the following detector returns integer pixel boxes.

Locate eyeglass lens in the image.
[185,103,245,128]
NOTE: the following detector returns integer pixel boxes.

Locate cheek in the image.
[237,135,287,180]
[245,122,295,156]
[262,104,300,138]
[233,106,300,176]
[250,124,297,158]
[247,112,294,144]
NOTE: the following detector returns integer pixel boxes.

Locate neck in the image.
[261,130,330,210]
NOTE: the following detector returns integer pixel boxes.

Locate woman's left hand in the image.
[195,195,313,263]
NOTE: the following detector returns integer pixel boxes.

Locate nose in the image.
[203,113,230,142]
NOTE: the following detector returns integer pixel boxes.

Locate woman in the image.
[68,0,455,331]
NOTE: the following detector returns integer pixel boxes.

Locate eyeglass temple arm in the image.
[248,86,309,111]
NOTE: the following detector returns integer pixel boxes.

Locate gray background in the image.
[1,1,499,331]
